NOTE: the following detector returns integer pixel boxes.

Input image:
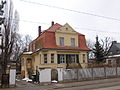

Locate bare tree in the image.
[1,0,19,74]
[101,37,112,56]
[23,34,32,51]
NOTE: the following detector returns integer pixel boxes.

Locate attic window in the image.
[66,28,68,30]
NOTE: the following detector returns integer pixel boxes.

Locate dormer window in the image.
[59,37,64,46]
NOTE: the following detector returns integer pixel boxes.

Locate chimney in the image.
[51,21,54,26]
[38,26,41,36]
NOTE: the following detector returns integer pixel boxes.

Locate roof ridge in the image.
[47,23,63,31]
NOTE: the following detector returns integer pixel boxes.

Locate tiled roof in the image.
[29,23,90,51]
[47,23,62,31]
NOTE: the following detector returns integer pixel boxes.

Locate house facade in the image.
[106,41,120,65]
[21,22,90,78]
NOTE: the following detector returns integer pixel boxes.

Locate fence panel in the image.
[78,68,92,80]
[62,66,120,81]
[106,67,116,77]
[117,67,120,76]
[63,69,77,80]
[93,67,105,78]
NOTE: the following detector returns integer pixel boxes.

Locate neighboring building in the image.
[108,41,120,55]
[21,22,90,78]
[106,41,120,65]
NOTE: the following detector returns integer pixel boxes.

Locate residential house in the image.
[21,22,90,78]
[106,41,120,65]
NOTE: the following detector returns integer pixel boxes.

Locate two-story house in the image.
[21,22,90,78]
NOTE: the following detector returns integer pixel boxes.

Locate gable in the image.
[56,23,77,34]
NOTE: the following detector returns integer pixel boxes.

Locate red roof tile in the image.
[47,23,62,31]
[29,23,90,51]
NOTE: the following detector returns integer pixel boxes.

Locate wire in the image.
[18,19,49,25]
[10,18,120,34]
[75,27,120,34]
[20,0,120,22]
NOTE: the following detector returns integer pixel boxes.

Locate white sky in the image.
[13,0,120,42]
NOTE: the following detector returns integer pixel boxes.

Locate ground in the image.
[1,78,120,90]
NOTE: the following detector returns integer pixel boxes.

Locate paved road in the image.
[55,81,120,90]
[0,80,53,90]
[1,78,120,90]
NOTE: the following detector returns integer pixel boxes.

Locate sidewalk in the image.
[49,78,120,89]
[1,78,120,90]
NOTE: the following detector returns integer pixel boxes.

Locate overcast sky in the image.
[13,0,120,42]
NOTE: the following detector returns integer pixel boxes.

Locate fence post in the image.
[77,68,79,81]
[104,66,106,78]
[91,67,94,80]
[116,65,118,77]
[62,69,64,81]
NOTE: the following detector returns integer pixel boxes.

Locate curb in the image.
[48,78,120,89]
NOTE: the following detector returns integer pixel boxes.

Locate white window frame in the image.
[71,38,75,47]
[51,54,54,63]
[59,37,64,46]
[44,54,47,64]
[60,54,65,63]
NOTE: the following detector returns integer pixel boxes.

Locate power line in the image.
[18,19,49,25]
[10,18,120,34]
[75,27,120,34]
[20,0,120,22]
[13,18,120,34]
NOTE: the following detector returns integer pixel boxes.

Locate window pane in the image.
[76,55,79,63]
[83,54,86,63]
[71,38,75,47]
[60,37,64,46]
[44,54,47,63]
[51,54,54,63]
[71,55,75,63]
[59,54,65,63]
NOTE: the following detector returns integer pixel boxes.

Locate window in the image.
[60,54,65,63]
[44,54,47,63]
[83,54,86,63]
[27,58,32,63]
[59,37,64,46]
[71,38,75,47]
[71,55,75,63]
[51,54,54,63]
[117,50,120,54]
[40,54,41,64]
[76,55,79,63]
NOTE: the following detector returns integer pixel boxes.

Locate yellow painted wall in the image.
[21,50,88,78]
[80,52,88,68]
[55,23,78,47]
